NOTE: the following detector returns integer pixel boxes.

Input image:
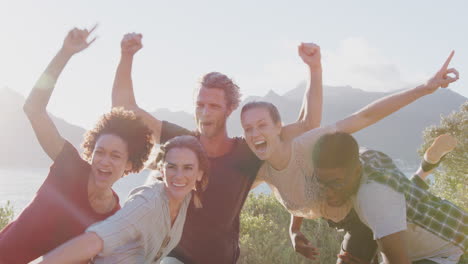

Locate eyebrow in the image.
[166,162,195,166]
[95,147,124,155]
[315,173,341,184]
[321,179,341,185]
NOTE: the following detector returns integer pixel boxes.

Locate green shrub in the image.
[0,201,14,230]
[419,102,468,211]
[239,193,343,264]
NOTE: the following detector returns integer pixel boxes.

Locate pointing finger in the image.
[441,50,455,71]
[87,36,97,47]
[88,23,98,36]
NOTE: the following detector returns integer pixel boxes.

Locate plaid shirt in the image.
[359,148,467,252]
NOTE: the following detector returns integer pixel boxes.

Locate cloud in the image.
[322,37,424,92]
[239,37,430,99]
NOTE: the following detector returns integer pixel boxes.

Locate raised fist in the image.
[121,33,143,56]
[298,42,321,70]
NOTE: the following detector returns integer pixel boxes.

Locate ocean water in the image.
[0,165,417,217]
[0,168,151,216]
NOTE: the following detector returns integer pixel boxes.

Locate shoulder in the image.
[127,181,166,206]
[354,181,407,239]
[355,181,406,220]
[160,121,196,143]
[359,148,407,189]
[294,125,337,148]
[359,148,395,168]
[52,140,85,165]
[234,137,260,162]
[356,181,403,203]
[48,140,89,181]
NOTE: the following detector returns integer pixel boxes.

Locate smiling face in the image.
[195,87,232,138]
[314,166,361,207]
[241,106,282,160]
[162,147,204,202]
[90,134,132,190]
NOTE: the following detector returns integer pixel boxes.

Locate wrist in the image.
[58,48,74,59]
[415,83,433,96]
[308,65,322,73]
[120,52,135,59]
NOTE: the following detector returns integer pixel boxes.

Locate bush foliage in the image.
[419,102,468,210]
[239,193,343,264]
[0,201,14,230]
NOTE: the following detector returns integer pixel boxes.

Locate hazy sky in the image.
[1,0,467,129]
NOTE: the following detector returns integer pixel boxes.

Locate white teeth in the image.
[98,169,111,173]
[172,183,186,187]
[254,141,266,145]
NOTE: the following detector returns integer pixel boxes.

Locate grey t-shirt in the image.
[87,181,191,264]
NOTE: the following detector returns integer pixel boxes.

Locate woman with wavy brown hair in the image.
[0,26,154,264]
[41,135,209,264]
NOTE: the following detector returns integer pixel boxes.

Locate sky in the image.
[1,0,467,129]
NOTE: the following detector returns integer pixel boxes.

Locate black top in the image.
[161,121,262,264]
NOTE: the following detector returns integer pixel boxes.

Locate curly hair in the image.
[198,72,241,110]
[154,135,209,208]
[82,107,154,175]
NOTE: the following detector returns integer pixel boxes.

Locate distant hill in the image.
[1,85,466,168]
[0,88,86,168]
[229,84,466,166]
[155,84,466,166]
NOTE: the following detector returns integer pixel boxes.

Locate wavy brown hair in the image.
[82,107,154,175]
[154,135,209,208]
[198,72,241,110]
[241,101,282,124]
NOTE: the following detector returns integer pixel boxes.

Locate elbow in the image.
[23,101,46,120]
[23,102,38,119]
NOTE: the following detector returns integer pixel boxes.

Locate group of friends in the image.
[0,25,466,264]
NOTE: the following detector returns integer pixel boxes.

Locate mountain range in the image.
[1,84,465,169]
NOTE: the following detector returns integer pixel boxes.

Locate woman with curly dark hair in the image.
[0,26,154,264]
[41,135,209,263]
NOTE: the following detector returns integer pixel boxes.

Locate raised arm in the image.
[112,33,163,143]
[281,43,323,141]
[335,51,459,134]
[23,26,97,160]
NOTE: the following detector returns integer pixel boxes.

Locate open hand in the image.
[424,51,459,93]
[61,25,97,55]
[291,231,320,261]
[298,42,321,70]
[121,33,143,56]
